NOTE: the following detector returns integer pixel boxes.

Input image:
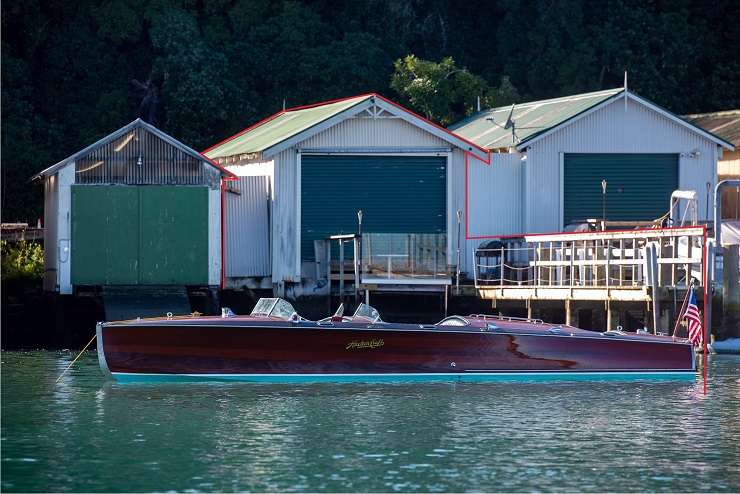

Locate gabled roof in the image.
[450,88,624,150]
[683,110,740,147]
[32,118,234,181]
[450,88,735,152]
[203,93,489,161]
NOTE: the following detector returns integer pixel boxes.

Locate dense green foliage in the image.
[391,55,519,125]
[2,0,739,221]
[1,240,44,280]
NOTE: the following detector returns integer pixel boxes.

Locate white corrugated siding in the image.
[300,115,449,148]
[464,153,524,274]
[524,96,719,232]
[272,149,299,282]
[225,176,271,277]
[43,175,59,291]
[223,160,274,281]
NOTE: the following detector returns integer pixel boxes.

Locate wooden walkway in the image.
[473,226,707,330]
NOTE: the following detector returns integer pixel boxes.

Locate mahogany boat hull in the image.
[96,319,696,383]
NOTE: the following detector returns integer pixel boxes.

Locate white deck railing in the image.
[474,227,706,292]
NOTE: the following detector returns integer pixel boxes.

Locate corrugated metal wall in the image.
[272,149,298,283]
[225,176,271,277]
[74,126,219,187]
[464,153,523,274]
[43,175,58,291]
[467,153,524,236]
[300,115,449,148]
[525,96,718,232]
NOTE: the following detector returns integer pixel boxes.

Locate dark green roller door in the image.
[71,185,208,285]
[301,155,446,260]
[564,153,678,225]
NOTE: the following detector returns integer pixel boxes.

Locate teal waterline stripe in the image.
[111,371,697,384]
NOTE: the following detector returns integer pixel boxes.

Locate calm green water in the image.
[2,352,739,493]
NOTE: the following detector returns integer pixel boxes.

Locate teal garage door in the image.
[564,153,678,225]
[301,155,446,260]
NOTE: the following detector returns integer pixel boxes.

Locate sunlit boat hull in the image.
[96,319,696,383]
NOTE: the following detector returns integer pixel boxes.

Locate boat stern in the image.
[96,322,113,380]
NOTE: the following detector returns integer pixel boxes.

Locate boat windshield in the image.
[250,298,299,320]
[353,303,383,323]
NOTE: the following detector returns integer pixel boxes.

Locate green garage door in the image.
[301,155,446,260]
[71,185,208,285]
[564,153,678,225]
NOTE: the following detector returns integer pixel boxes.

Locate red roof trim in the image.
[283,92,375,112]
[201,93,376,155]
[202,110,286,154]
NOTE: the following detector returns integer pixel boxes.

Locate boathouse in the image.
[204,94,488,297]
[33,119,232,296]
[451,88,735,272]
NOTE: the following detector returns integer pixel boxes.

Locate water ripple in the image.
[1,352,739,492]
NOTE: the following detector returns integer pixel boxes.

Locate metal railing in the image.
[362,233,448,280]
[474,227,706,290]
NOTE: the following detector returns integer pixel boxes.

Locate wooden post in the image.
[565,298,573,326]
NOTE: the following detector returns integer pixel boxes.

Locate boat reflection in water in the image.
[97,298,696,383]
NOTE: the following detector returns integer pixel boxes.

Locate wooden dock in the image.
[473,226,707,332]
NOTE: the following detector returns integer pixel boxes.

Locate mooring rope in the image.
[55,333,97,384]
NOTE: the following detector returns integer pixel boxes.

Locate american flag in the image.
[685,288,703,346]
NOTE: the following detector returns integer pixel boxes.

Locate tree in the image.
[390,55,519,125]
[390,55,489,125]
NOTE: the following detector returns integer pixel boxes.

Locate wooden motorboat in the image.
[97,298,696,383]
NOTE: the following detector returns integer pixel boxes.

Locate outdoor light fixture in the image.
[137,155,143,166]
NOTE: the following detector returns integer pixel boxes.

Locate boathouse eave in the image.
[31,119,235,182]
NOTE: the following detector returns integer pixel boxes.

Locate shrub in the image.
[1,240,44,280]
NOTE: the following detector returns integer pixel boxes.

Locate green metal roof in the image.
[449,88,624,150]
[204,95,374,159]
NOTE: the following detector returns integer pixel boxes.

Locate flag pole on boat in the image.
[55,333,97,384]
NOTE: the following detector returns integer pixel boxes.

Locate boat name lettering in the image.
[346,339,385,350]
